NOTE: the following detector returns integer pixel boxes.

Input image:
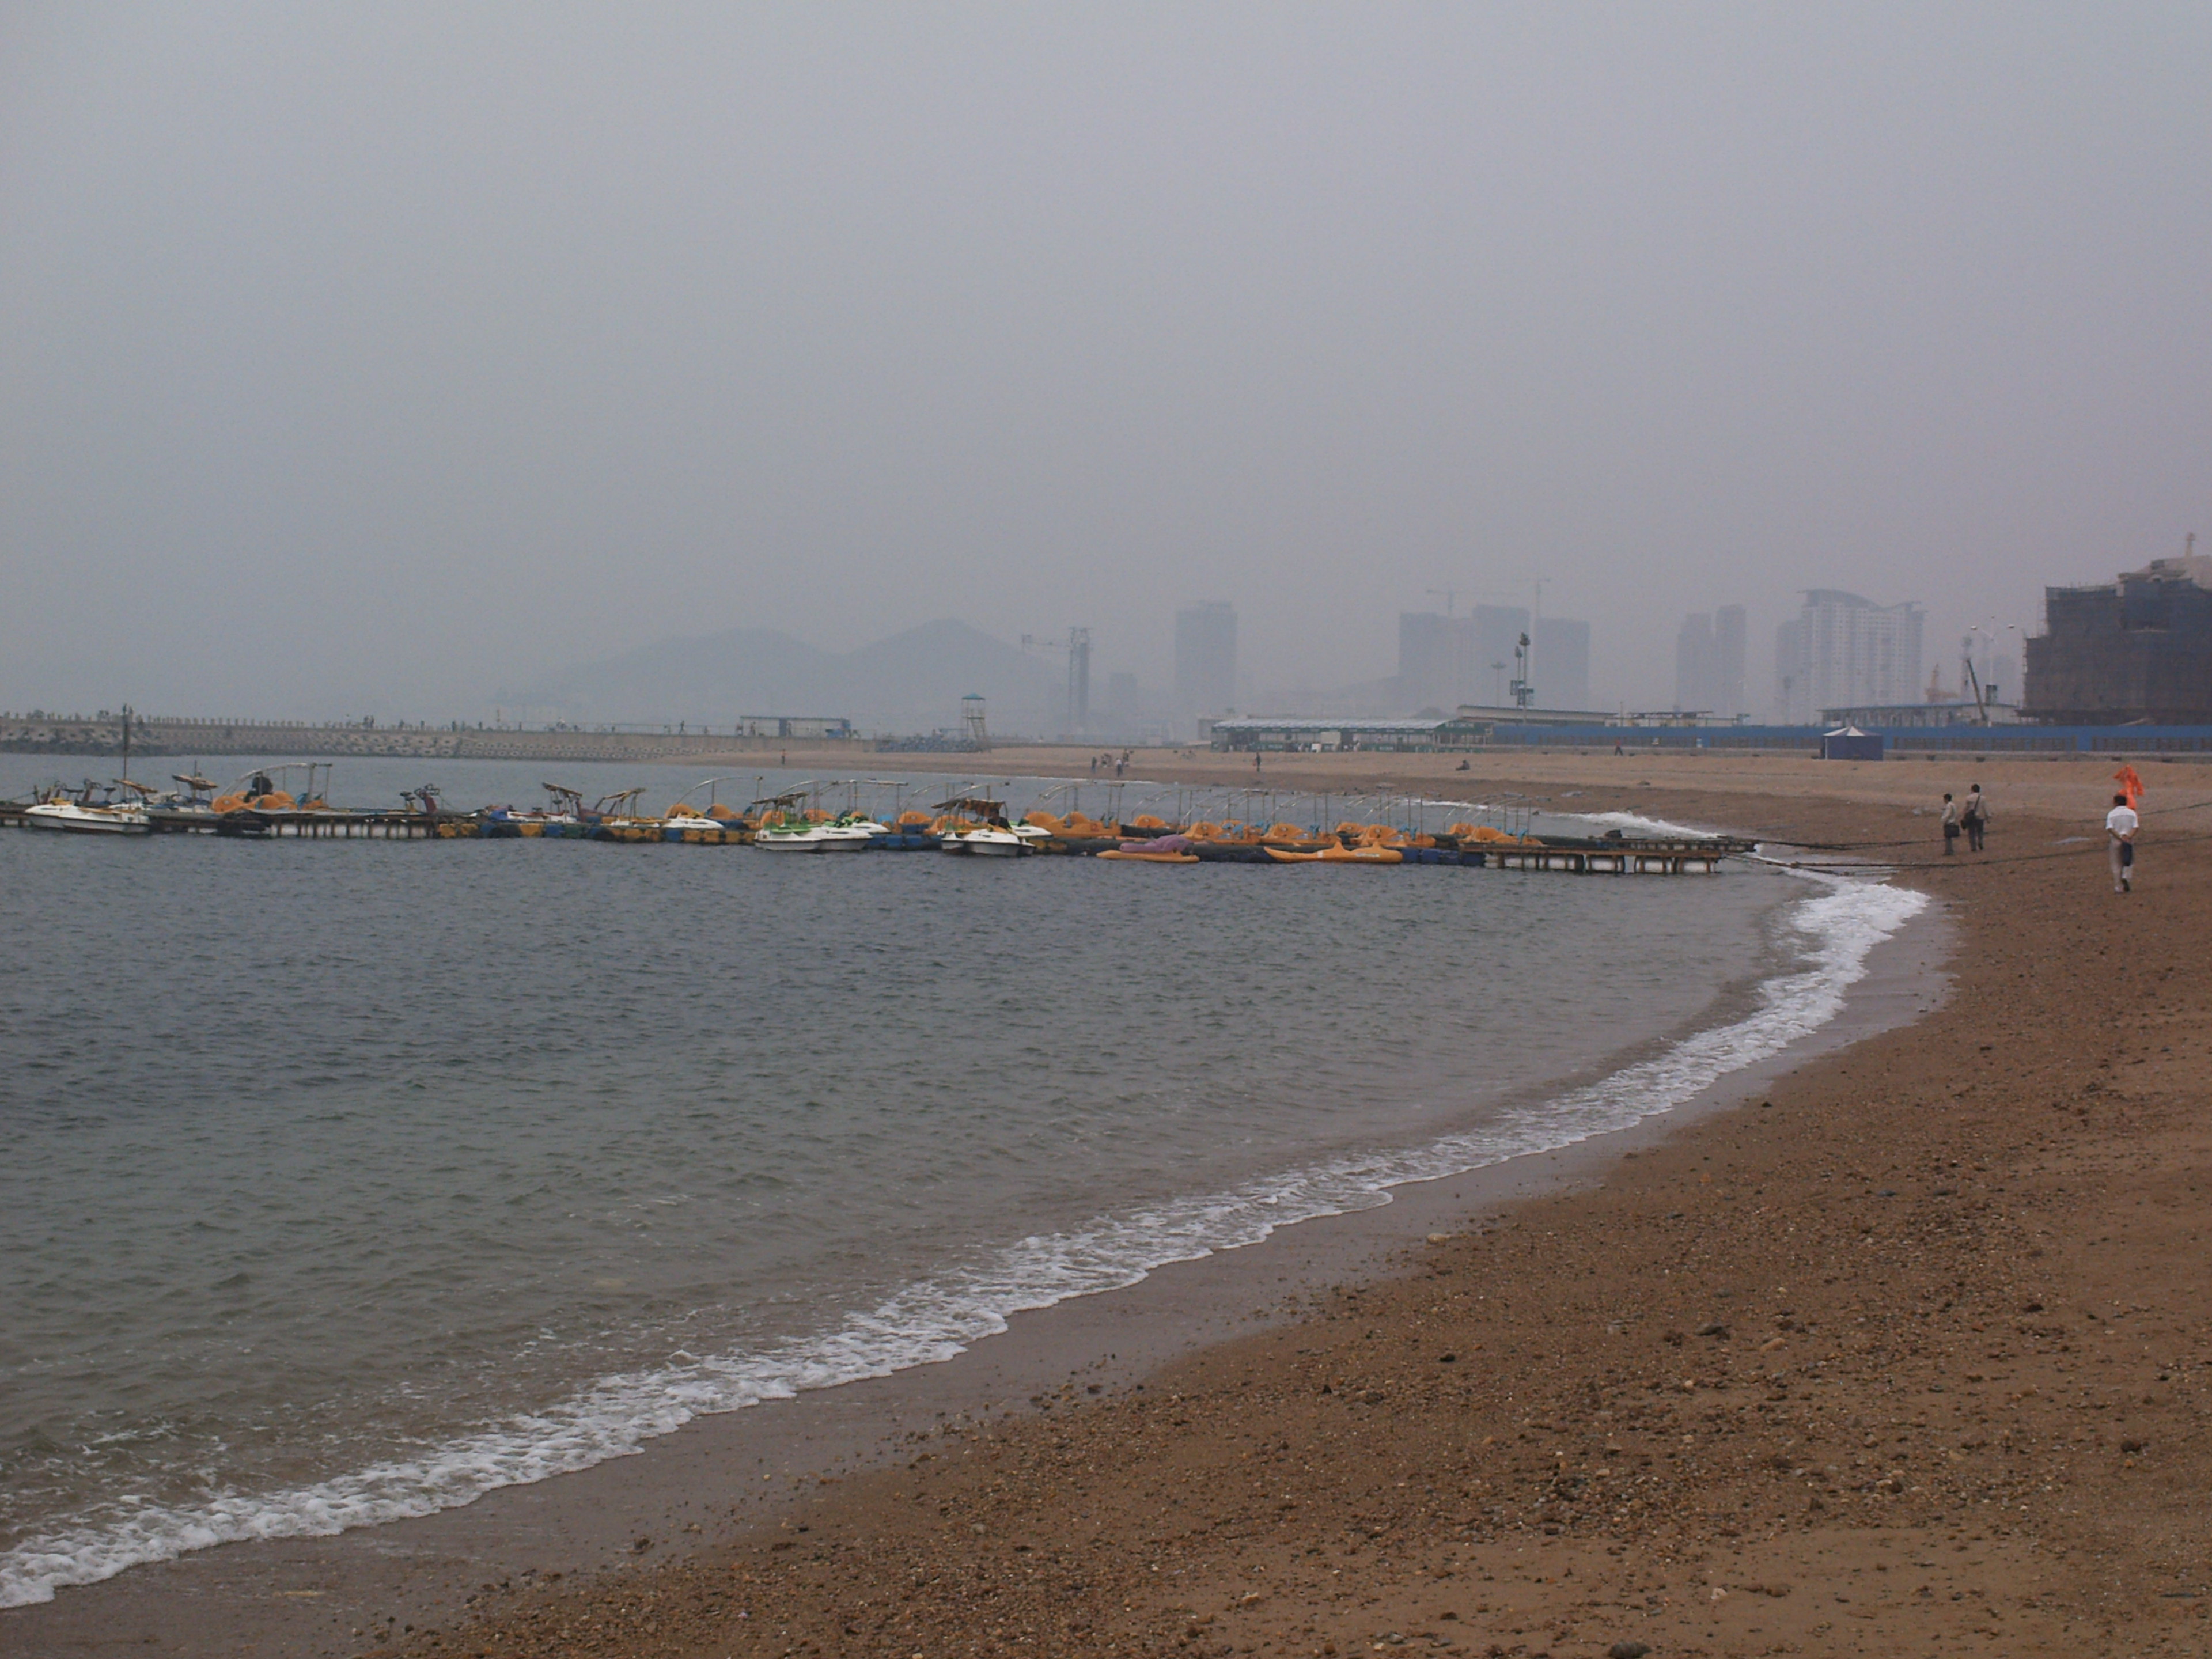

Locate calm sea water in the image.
[0,756,1921,1604]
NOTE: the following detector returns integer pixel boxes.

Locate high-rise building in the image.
[1397,611,1461,712]
[1533,617,1590,710]
[1471,605,1531,706]
[1675,613,1714,712]
[1402,605,1592,709]
[1990,654,2017,707]
[1774,590,1923,725]
[1773,619,1803,722]
[1712,604,1747,716]
[1675,605,1749,715]
[1174,601,1238,718]
[2024,553,2212,722]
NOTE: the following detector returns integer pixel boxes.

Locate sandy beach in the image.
[9,748,2208,1659]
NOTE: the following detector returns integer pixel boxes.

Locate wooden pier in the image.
[0,803,468,838]
[160,808,464,839]
[1484,837,1745,875]
[1,798,1751,872]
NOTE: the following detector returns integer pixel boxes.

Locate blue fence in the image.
[1476,724,2212,755]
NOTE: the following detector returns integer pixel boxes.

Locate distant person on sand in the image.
[2107,792,2139,893]
[1940,792,1960,854]
[1962,782,1988,852]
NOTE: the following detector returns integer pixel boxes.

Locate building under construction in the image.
[2024,552,2212,724]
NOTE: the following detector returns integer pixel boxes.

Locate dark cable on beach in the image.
[1748,796,2212,853]
[1752,824,2212,874]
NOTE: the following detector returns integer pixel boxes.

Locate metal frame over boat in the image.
[933,794,1047,857]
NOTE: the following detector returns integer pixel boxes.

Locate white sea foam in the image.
[1570,808,1714,838]
[1407,797,1713,840]
[0,869,1926,1609]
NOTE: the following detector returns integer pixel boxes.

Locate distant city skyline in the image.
[6,9,2202,724]
[1395,606,1593,714]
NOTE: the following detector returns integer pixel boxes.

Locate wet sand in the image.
[10,752,2206,1658]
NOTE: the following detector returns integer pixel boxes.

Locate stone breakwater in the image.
[0,717,861,764]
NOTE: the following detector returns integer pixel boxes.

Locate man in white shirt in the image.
[2106,793,2139,893]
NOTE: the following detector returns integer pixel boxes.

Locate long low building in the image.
[1207,717,1486,752]
[1818,701,2022,729]
[1211,711,2212,756]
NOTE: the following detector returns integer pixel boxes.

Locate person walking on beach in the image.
[2107,791,2139,893]
[1940,792,1960,854]
[1962,782,1988,852]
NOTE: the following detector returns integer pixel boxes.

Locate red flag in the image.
[2115,764,2145,808]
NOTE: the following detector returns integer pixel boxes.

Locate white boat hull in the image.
[24,802,153,835]
[943,831,1031,857]
[755,833,827,852]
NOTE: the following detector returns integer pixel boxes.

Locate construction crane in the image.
[1959,634,1989,725]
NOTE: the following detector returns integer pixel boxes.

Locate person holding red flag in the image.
[2115,764,2145,810]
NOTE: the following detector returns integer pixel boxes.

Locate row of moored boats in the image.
[7,773,1740,869]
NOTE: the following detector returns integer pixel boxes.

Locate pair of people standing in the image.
[1940,783,1989,854]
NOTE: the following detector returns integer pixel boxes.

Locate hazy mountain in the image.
[503,619,1069,736]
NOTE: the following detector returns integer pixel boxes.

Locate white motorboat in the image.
[940,823,1048,857]
[22,707,156,835]
[816,813,888,851]
[931,792,1044,857]
[24,799,153,835]
[753,820,832,852]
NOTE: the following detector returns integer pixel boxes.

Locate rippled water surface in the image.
[0,756,1862,1604]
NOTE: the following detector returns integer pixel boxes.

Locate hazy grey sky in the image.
[5,2,2208,719]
